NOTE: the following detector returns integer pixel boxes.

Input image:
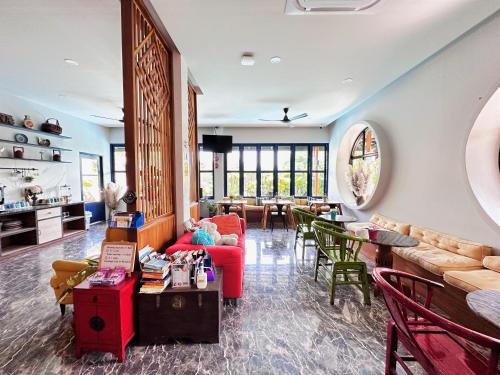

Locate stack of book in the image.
[139,246,172,294]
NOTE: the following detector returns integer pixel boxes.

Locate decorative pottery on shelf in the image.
[0,112,15,125]
[14,133,28,143]
[23,115,34,129]
[13,146,24,159]
[37,137,51,147]
[41,118,62,135]
[53,149,62,162]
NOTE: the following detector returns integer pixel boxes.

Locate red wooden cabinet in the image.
[73,273,138,362]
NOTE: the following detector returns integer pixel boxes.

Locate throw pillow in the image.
[216,234,238,246]
[192,229,214,246]
[483,256,500,273]
[211,214,242,236]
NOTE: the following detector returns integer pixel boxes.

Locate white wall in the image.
[328,12,500,253]
[198,126,329,144]
[108,127,124,144]
[0,91,112,203]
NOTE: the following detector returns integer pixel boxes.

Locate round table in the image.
[368,230,419,268]
[466,289,500,329]
[319,214,357,226]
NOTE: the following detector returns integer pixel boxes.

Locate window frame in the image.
[349,127,379,164]
[80,152,104,202]
[222,143,328,198]
[110,143,126,187]
[198,145,215,199]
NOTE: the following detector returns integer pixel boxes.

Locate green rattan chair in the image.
[292,208,344,259]
[312,220,371,305]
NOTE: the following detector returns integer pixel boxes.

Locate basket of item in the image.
[41,118,63,135]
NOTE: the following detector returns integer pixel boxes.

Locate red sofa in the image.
[165,217,245,302]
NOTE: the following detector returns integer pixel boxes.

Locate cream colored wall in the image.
[328,12,500,253]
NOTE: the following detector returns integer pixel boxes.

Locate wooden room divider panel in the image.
[188,83,200,220]
[107,0,176,251]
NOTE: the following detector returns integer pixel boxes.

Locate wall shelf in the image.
[0,227,37,239]
[62,215,85,223]
[0,156,72,164]
[0,123,72,139]
[0,138,72,152]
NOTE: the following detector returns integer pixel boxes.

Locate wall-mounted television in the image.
[202,135,233,153]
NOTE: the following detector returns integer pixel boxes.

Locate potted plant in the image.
[207,201,217,217]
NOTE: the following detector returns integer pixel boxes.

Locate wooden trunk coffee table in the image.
[138,268,223,344]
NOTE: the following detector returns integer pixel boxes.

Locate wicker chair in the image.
[312,220,371,305]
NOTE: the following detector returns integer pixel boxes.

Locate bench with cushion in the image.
[443,255,500,293]
[391,226,498,338]
[346,213,410,236]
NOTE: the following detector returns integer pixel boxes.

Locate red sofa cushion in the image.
[211,214,242,236]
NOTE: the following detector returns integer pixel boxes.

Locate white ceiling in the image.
[0,0,123,127]
[151,0,500,127]
[0,1,498,129]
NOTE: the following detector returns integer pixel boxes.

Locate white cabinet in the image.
[36,207,62,221]
[38,216,63,244]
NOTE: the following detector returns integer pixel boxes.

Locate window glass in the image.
[311,172,325,196]
[312,146,325,170]
[261,172,273,196]
[295,172,308,196]
[80,154,102,202]
[200,173,214,198]
[199,150,213,171]
[114,172,127,190]
[260,146,274,171]
[243,147,257,171]
[295,146,308,171]
[244,172,257,196]
[277,146,291,170]
[113,146,126,171]
[226,147,240,170]
[278,172,291,196]
[226,172,240,196]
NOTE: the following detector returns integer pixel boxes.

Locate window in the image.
[222,144,328,197]
[199,146,214,198]
[80,153,103,202]
[111,144,127,188]
[349,127,380,201]
[311,145,327,197]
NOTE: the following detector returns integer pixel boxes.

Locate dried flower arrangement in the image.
[103,182,125,218]
[345,164,369,204]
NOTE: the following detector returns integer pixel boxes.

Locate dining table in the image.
[318,213,357,227]
[308,199,343,215]
[216,199,247,222]
[367,229,419,269]
[261,199,295,229]
[466,289,500,329]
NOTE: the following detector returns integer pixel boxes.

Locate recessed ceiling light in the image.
[270,56,281,64]
[342,77,353,84]
[241,53,255,66]
[64,58,79,66]
[58,94,67,98]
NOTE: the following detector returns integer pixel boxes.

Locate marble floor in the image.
[0,224,420,375]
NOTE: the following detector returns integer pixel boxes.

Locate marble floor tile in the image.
[0,223,423,375]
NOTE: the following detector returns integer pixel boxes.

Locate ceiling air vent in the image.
[285,0,381,14]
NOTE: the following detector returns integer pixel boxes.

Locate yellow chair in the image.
[50,260,91,316]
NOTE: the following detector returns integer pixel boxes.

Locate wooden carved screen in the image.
[188,83,198,203]
[121,0,174,225]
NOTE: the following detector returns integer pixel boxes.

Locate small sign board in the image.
[99,241,137,274]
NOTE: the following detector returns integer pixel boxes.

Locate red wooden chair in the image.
[373,267,500,375]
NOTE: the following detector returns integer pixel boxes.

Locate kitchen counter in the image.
[0,202,83,217]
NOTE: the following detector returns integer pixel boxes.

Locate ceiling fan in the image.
[259,107,308,126]
[90,108,124,123]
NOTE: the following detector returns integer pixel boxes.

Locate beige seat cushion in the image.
[483,256,500,272]
[370,213,410,235]
[444,269,500,292]
[295,198,308,205]
[393,243,483,276]
[409,226,491,261]
[246,198,257,205]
